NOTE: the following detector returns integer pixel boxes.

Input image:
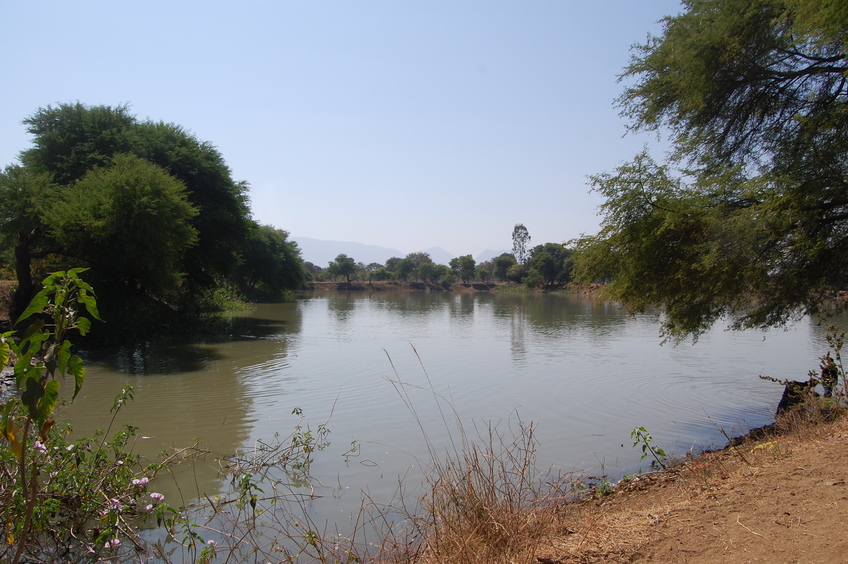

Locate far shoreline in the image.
[304,280,601,294]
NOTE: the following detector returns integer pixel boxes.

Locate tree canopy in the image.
[237,223,307,300]
[574,0,848,340]
[46,153,198,299]
[327,254,357,283]
[2,102,303,326]
[527,243,573,288]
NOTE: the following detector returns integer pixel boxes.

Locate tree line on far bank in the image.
[0,103,308,334]
[311,225,575,288]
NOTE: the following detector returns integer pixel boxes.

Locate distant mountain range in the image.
[292,237,509,267]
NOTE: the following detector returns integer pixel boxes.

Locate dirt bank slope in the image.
[541,415,848,563]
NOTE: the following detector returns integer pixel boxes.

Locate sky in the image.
[1,1,681,258]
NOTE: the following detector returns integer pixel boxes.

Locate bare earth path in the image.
[541,415,848,563]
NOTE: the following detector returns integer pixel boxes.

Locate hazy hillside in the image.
[293,237,405,266]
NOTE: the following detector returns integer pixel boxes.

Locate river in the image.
[56,290,836,538]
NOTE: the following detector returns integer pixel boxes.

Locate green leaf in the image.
[69,356,86,400]
[16,291,49,324]
[0,400,16,439]
[57,340,72,377]
[21,377,45,419]
[38,380,61,424]
[77,293,101,321]
[20,318,45,342]
[76,316,92,336]
[0,340,9,368]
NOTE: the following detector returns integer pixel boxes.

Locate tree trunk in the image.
[12,235,34,323]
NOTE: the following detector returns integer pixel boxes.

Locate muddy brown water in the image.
[54,291,839,531]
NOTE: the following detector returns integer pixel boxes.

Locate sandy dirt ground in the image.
[537,413,848,563]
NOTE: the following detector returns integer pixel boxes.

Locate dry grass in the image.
[404,421,577,564]
[360,392,847,564]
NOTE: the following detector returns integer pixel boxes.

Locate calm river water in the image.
[57,290,837,525]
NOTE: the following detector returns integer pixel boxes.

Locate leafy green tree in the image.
[303,261,322,278]
[527,252,555,288]
[17,103,251,297]
[528,243,574,287]
[433,264,450,284]
[523,268,545,289]
[450,255,476,283]
[362,262,383,282]
[383,256,401,274]
[237,222,307,300]
[0,166,58,317]
[372,267,393,281]
[45,154,198,300]
[327,254,357,282]
[405,251,433,280]
[418,262,437,283]
[394,258,415,281]
[574,0,848,340]
[20,103,135,185]
[476,262,493,283]
[506,264,527,285]
[493,253,517,282]
[129,121,251,292]
[512,224,531,265]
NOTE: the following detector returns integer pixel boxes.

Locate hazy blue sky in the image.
[1,1,681,257]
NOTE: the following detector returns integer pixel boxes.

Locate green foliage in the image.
[20,102,135,185]
[527,243,574,288]
[449,254,476,283]
[476,261,493,283]
[372,266,394,281]
[46,154,199,299]
[493,253,517,282]
[384,256,402,273]
[237,222,307,300]
[394,258,415,281]
[418,261,437,283]
[4,102,263,330]
[0,270,165,562]
[630,426,668,470]
[506,263,527,285]
[575,0,848,340]
[327,253,358,283]
[129,120,251,292]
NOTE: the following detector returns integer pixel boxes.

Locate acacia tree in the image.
[450,255,477,283]
[493,253,517,282]
[237,222,307,299]
[327,254,357,282]
[394,258,415,281]
[405,251,433,281]
[574,0,848,340]
[528,243,574,287]
[45,154,198,300]
[129,121,251,292]
[15,103,251,298]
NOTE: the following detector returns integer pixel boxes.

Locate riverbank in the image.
[306,280,595,293]
[533,409,848,563]
[308,280,500,292]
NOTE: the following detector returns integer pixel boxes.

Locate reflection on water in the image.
[58,291,843,525]
[59,304,303,501]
